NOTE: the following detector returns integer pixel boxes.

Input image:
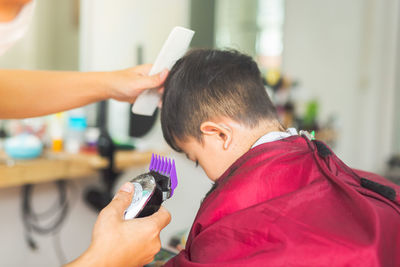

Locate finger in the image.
[135,69,169,89]
[158,69,169,82]
[157,86,165,94]
[109,182,134,214]
[157,87,164,108]
[148,206,171,230]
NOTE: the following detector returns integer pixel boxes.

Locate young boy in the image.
[161,49,400,266]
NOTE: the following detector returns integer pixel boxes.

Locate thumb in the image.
[109,182,135,214]
[148,206,171,230]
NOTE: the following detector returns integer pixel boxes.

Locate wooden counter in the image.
[0,150,154,189]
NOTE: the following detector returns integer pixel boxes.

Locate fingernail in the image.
[120,182,133,193]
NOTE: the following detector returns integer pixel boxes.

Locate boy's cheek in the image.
[201,161,226,181]
[202,147,231,180]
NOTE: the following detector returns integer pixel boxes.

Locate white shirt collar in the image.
[251,128,298,149]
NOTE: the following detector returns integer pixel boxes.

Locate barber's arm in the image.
[65,182,171,267]
[0,65,168,119]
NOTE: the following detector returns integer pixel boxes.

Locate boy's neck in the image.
[225,119,284,171]
[203,117,285,182]
[243,120,285,151]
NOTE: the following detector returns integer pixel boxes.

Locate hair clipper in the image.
[124,154,178,219]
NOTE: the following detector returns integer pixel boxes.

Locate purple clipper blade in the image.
[149,153,178,197]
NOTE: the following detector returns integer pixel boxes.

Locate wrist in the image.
[64,245,104,267]
[98,71,116,100]
[96,71,115,101]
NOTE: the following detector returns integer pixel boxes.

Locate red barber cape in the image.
[164,136,400,267]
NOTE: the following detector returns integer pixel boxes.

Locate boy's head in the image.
[161,49,282,180]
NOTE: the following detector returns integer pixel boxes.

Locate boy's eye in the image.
[195,160,199,167]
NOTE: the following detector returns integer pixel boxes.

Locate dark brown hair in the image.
[161,49,278,152]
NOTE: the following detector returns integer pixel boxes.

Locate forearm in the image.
[0,69,110,119]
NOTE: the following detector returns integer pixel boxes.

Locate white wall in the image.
[215,0,259,56]
[283,0,400,173]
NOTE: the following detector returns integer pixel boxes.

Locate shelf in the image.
[0,150,155,189]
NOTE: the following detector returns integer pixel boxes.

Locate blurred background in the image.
[0,0,399,266]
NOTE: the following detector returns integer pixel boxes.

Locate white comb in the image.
[131,26,195,116]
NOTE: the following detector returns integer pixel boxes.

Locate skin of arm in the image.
[64,182,171,267]
[0,65,168,119]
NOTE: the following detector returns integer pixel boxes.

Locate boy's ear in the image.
[200,121,232,150]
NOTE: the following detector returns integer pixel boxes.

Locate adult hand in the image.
[107,64,168,103]
[65,182,171,267]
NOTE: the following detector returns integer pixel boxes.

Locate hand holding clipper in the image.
[124,154,178,220]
